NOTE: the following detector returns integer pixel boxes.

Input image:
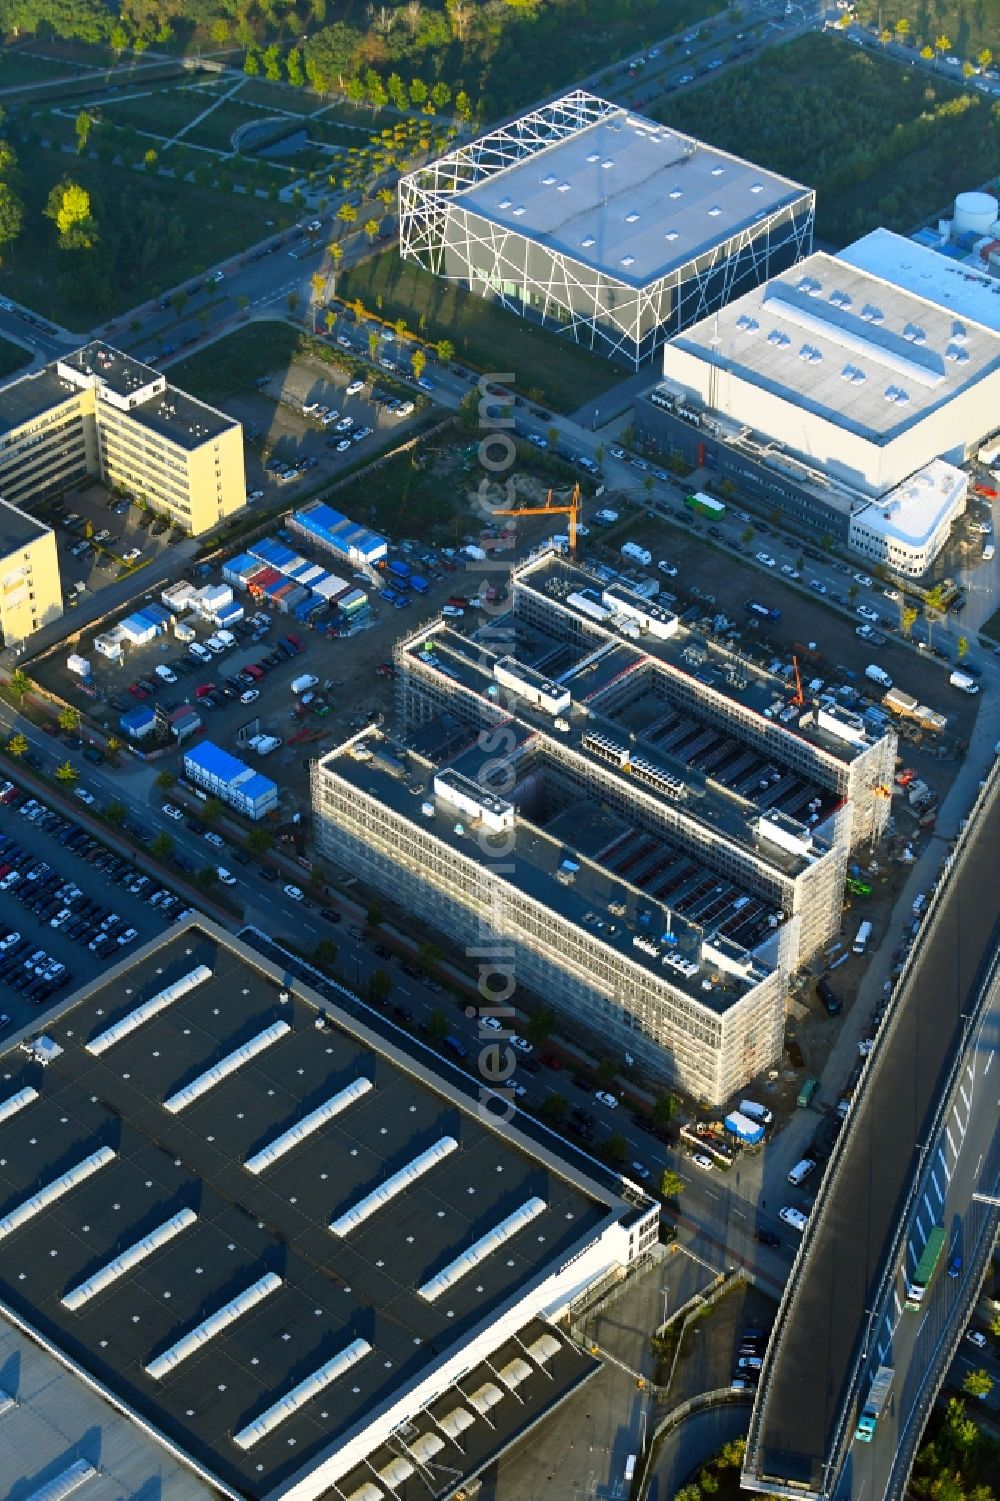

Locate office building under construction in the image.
[312,554,895,1103]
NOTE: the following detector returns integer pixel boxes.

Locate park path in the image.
[165,74,247,150]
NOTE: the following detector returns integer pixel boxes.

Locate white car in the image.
[345,379,365,396]
[807,578,827,595]
[321,410,340,426]
[594,1090,619,1109]
[780,564,800,579]
[240,689,260,704]
[247,488,264,501]
[161,803,184,821]
[780,1206,809,1232]
[629,1161,651,1182]
[0,931,20,952]
[204,830,225,850]
[336,335,352,349]
[116,927,138,946]
[335,439,352,453]
[966,1329,988,1349]
[481,1015,504,1033]
[658,560,678,577]
[510,1035,533,1055]
[217,867,237,886]
[122,547,142,563]
[336,416,354,431]
[527,433,549,449]
[608,445,626,460]
[189,642,211,662]
[857,604,879,621]
[755,552,776,568]
[73,788,96,806]
[155,665,177,683]
[691,1153,715,1172]
[882,587,900,600]
[283,884,304,901]
[302,402,319,414]
[853,572,874,587]
[442,605,465,618]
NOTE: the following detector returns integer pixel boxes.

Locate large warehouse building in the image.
[312,554,895,1103]
[633,241,1000,573]
[0,920,657,1501]
[398,91,814,367]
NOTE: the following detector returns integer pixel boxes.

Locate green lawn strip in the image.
[0,51,80,85]
[0,141,296,328]
[166,322,306,402]
[651,32,1000,246]
[236,80,322,116]
[0,338,32,380]
[184,99,288,151]
[99,86,224,137]
[337,249,621,412]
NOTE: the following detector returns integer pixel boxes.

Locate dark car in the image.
[319,907,342,924]
[372,944,391,960]
[817,977,842,1016]
[948,1254,963,1278]
[755,1229,781,1248]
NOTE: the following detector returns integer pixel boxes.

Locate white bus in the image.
[853,920,872,954]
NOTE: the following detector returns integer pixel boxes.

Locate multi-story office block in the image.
[312,555,895,1103]
[0,499,62,643]
[0,342,245,539]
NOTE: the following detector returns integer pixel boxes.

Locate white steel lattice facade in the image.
[398,92,815,368]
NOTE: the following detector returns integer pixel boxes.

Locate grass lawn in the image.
[0,51,80,86]
[329,439,472,544]
[236,80,321,116]
[851,0,1000,56]
[99,84,226,138]
[166,322,305,402]
[185,99,282,152]
[338,250,622,413]
[652,33,1000,246]
[0,138,296,327]
[0,337,31,380]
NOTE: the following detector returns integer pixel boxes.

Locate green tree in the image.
[55,760,78,784]
[44,179,97,250]
[155,769,175,789]
[368,330,380,361]
[895,18,911,41]
[104,800,126,825]
[8,669,30,704]
[962,1368,993,1400]
[603,1131,628,1165]
[314,938,338,968]
[6,732,28,758]
[978,48,993,68]
[652,1093,675,1130]
[369,968,392,1005]
[934,34,951,61]
[699,1473,719,1496]
[920,44,934,61]
[287,49,305,88]
[196,866,219,891]
[338,201,358,228]
[437,337,455,363]
[990,1309,1000,1338]
[742,525,754,544]
[431,81,451,111]
[144,148,158,174]
[74,110,93,154]
[244,46,261,77]
[58,706,80,733]
[660,1168,686,1198]
[525,1006,555,1047]
[151,830,174,859]
[263,44,284,82]
[366,902,383,927]
[394,317,407,339]
[455,90,472,121]
[246,828,272,855]
[363,215,379,243]
[541,1093,568,1123]
[409,78,428,107]
[716,1440,746,1468]
[202,797,224,823]
[411,348,426,382]
[956,635,969,660]
[426,1006,448,1039]
[901,604,919,637]
[595,1059,617,1088]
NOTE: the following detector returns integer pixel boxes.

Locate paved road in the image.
[744,768,1000,1493]
[647,1400,751,1501]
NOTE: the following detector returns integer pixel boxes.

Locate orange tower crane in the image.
[493,483,582,553]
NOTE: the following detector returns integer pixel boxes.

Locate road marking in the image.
[938,1146,952,1184]
[931,1171,943,1203]
[877,1339,888,1363]
[922,1192,934,1220]
[985,1050,994,1074]
[959,1083,971,1113]
[976,1153,983,1174]
[893,1288,902,1316]
[946,1125,958,1159]
[952,1107,967,1140]
[914,1211,926,1244]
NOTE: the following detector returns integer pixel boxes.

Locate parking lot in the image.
[0,783,186,1037]
[229,349,427,507]
[37,480,186,610]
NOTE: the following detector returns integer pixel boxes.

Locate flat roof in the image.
[667,250,1000,443]
[0,923,620,1500]
[851,458,967,548]
[0,364,79,438]
[326,733,773,1013]
[60,341,162,401]
[838,227,1000,334]
[129,383,236,451]
[0,497,51,556]
[457,103,809,288]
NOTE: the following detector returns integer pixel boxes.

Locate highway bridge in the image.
[742,769,1000,1499]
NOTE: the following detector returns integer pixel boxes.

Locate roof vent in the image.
[750,182,765,193]
[829,290,852,309]
[586,152,600,163]
[498,197,512,210]
[601,159,614,169]
[581,235,596,248]
[625,211,640,223]
[669,188,682,199]
[736,315,759,334]
[708,206,722,216]
[621,255,635,267]
[541,174,557,185]
[767,330,791,348]
[512,206,526,216]
[664,231,678,242]
[557,181,571,191]
[711,166,725,176]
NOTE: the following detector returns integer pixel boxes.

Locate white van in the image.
[787,1157,817,1187]
[853,919,872,954]
[983,543,995,561]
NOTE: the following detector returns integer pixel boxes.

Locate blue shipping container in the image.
[410,575,429,594]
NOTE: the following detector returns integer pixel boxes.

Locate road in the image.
[743,767,1000,1496]
[647,1400,752,1501]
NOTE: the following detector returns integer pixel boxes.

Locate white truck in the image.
[949,669,979,695]
[621,541,652,567]
[865,664,892,688]
[595,508,619,525]
[291,673,319,695]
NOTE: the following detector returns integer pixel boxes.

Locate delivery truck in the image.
[855,1366,894,1442]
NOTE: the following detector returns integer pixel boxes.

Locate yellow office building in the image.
[0,499,62,645]
[0,342,245,538]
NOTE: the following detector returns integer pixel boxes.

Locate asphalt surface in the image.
[747,773,1000,1489]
